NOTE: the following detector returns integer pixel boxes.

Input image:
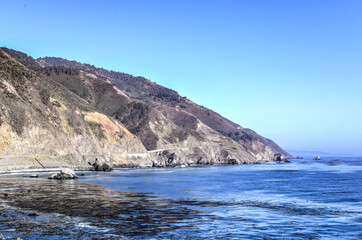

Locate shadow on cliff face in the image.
[0,177,203,239]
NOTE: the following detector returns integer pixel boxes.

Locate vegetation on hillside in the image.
[40,66,79,76]
[2,48,290,157]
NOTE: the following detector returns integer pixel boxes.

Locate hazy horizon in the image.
[2,0,361,155]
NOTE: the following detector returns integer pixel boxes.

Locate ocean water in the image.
[0,156,362,239]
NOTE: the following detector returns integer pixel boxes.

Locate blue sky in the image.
[1,0,362,155]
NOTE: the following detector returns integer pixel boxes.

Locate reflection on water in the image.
[0,156,361,239]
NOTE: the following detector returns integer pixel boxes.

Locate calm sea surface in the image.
[0,156,362,239]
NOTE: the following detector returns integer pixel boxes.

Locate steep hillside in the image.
[0,48,266,171]
[0,49,152,170]
[31,59,257,165]
[36,55,290,160]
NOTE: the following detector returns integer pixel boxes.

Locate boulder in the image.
[227,159,238,165]
[89,159,113,172]
[273,153,284,161]
[315,156,321,160]
[48,168,78,179]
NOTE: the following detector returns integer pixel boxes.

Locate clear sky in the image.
[1,0,362,155]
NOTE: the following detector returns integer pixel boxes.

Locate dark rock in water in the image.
[89,159,113,172]
[295,156,303,159]
[3,213,8,217]
[80,173,85,176]
[315,156,321,160]
[48,169,78,179]
[29,174,38,178]
[28,212,38,217]
[100,163,113,171]
[228,159,238,165]
[285,159,291,163]
[196,157,207,165]
[273,154,284,161]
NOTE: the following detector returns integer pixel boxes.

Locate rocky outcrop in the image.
[88,158,113,171]
[48,168,78,179]
[273,154,284,161]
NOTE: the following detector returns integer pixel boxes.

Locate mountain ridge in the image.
[0,47,290,171]
[36,55,290,160]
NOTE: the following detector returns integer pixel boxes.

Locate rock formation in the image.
[48,168,78,179]
[88,158,113,171]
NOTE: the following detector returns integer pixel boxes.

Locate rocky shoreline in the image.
[0,156,290,174]
[0,159,292,239]
[0,172,208,239]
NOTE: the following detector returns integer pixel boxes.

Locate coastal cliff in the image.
[0,48,290,171]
